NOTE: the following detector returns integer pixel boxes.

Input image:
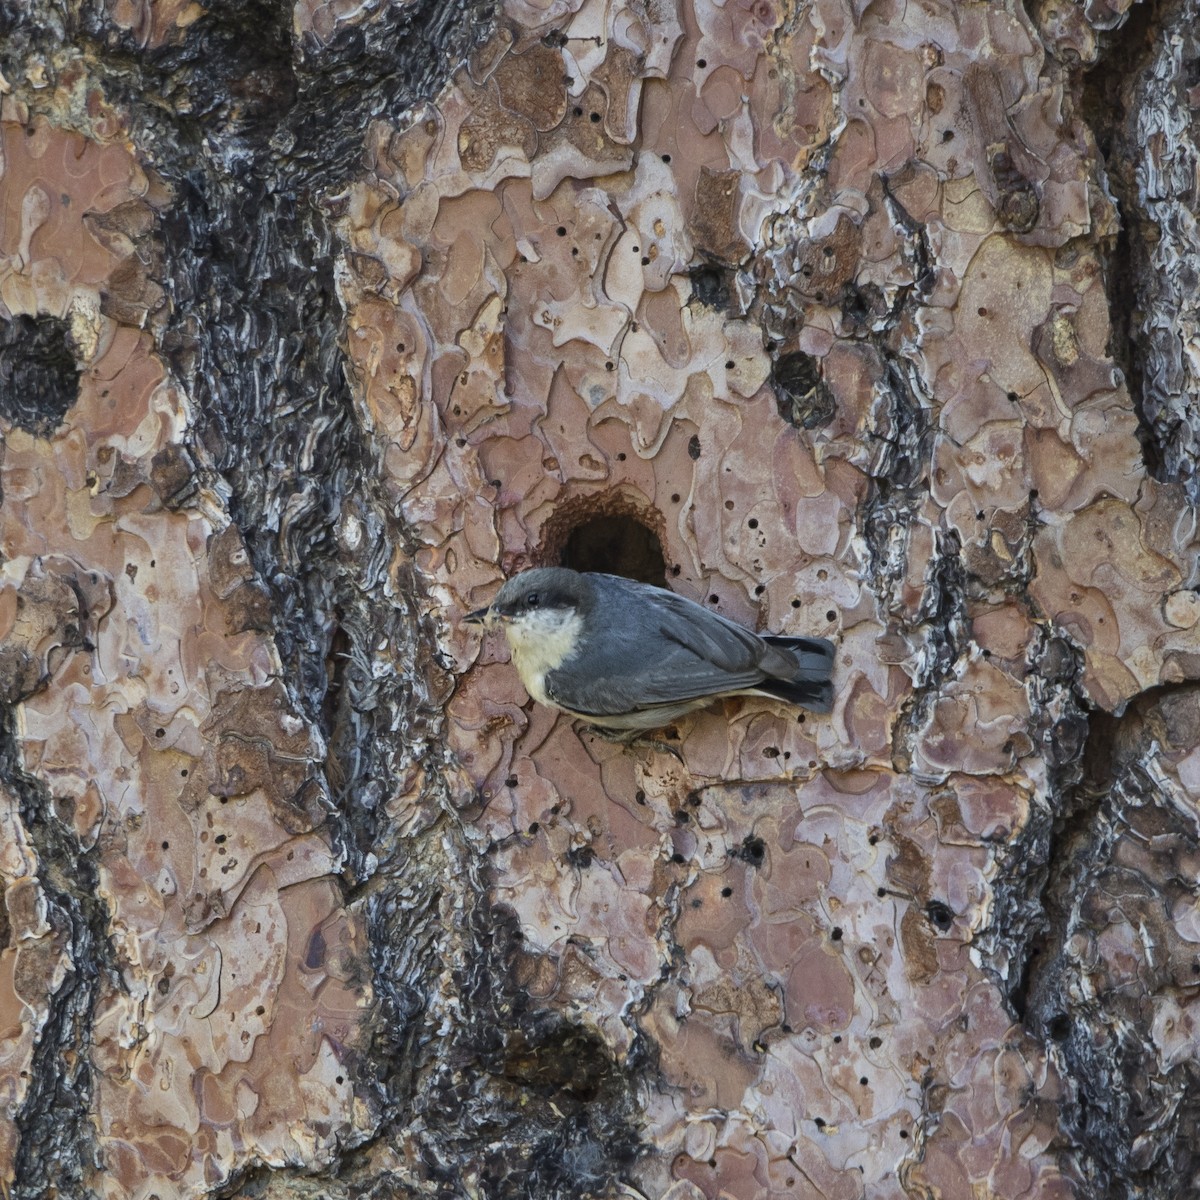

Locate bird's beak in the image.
[463,606,491,625]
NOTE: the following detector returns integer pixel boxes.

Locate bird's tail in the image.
[758,635,836,713]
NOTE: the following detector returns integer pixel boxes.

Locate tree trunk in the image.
[1,0,1199,1197]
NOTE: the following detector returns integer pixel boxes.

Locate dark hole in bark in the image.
[926,900,955,931]
[736,835,766,867]
[560,515,667,586]
[772,350,836,430]
[687,262,732,309]
[0,313,80,436]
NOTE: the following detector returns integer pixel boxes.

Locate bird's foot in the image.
[577,723,684,761]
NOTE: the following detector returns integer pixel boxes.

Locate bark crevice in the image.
[1019,683,1200,1196]
[1,710,113,1200]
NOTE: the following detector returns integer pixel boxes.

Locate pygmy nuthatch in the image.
[464,567,835,731]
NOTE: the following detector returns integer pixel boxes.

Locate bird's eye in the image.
[526,593,540,610]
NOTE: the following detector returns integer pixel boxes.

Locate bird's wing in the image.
[589,574,777,662]
[544,578,771,716]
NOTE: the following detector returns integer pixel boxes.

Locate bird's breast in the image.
[503,609,585,707]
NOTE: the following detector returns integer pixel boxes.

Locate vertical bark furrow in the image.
[2,713,109,1200]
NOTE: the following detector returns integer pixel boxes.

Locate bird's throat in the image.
[503,609,583,706]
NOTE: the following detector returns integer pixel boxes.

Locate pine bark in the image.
[1,1,1199,1198]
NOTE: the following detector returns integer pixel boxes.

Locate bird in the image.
[464,567,835,732]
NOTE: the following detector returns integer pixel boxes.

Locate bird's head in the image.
[463,567,589,631]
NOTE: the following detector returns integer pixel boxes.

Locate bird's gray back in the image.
[544,574,777,715]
